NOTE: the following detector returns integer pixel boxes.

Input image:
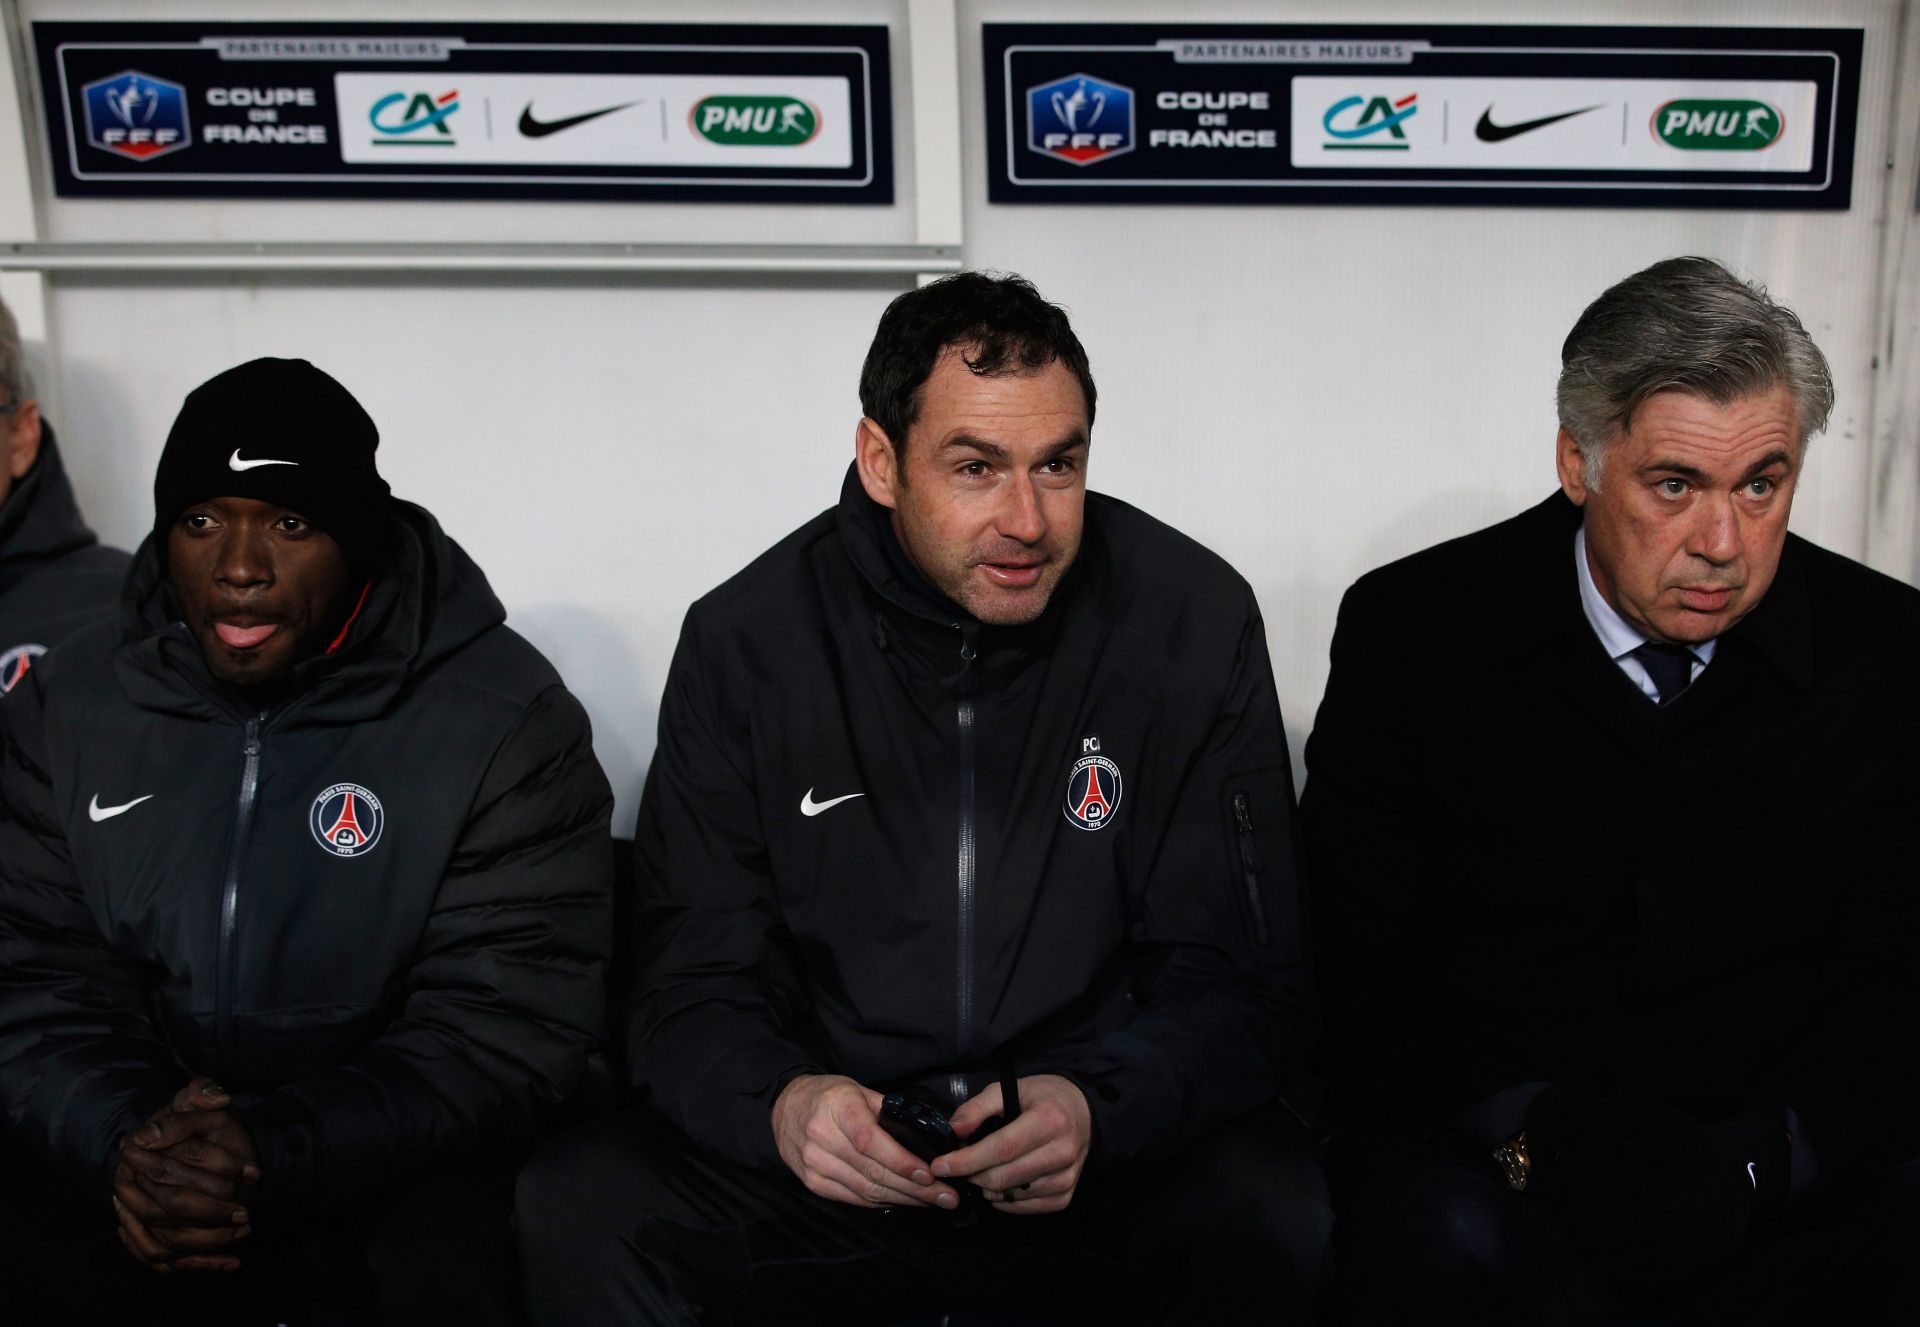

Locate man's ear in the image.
[6,400,42,481]
[1555,427,1590,507]
[854,417,901,511]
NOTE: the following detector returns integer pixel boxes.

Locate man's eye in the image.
[1042,459,1075,475]
[181,513,214,530]
[278,516,307,532]
[1746,478,1775,498]
[1658,478,1688,498]
[961,461,990,477]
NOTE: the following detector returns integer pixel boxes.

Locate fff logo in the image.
[1027,73,1134,166]
[82,70,191,161]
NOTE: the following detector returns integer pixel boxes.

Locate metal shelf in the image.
[0,240,961,275]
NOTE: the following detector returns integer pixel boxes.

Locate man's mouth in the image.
[978,560,1046,590]
[1675,586,1737,612]
[213,619,282,650]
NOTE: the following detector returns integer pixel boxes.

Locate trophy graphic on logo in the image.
[1050,79,1107,134]
[106,77,157,129]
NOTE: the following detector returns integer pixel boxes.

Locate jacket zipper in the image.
[1232,791,1272,947]
[954,627,979,1077]
[214,715,265,1080]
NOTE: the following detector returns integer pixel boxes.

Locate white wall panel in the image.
[963,0,1908,773]
[14,0,1915,820]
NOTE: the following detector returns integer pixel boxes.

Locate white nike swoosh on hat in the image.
[800,788,865,817]
[229,449,297,471]
[89,793,155,823]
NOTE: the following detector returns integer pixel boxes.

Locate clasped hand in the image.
[771,1072,1091,1215]
[112,1076,261,1273]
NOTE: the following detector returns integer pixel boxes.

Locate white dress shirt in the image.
[1575,525,1716,701]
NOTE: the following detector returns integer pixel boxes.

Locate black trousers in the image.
[0,1128,524,1327]
[516,1101,1332,1325]
[1330,1127,1920,1327]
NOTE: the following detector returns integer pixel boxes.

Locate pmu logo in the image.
[82,71,190,161]
[1063,754,1123,831]
[1322,93,1418,150]
[0,643,45,694]
[1653,100,1783,151]
[309,783,385,857]
[369,89,460,145]
[691,96,820,146]
[1028,73,1134,165]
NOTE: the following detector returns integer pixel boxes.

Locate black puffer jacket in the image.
[631,468,1314,1174]
[0,501,613,1208]
[0,426,129,691]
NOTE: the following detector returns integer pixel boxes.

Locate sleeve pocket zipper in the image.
[1232,790,1272,948]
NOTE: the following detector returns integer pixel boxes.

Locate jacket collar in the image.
[834,463,1077,673]
[0,424,101,598]
[1506,488,1814,692]
[113,499,504,724]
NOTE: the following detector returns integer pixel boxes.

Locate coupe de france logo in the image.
[1028,73,1134,166]
[1063,754,1123,831]
[310,783,385,857]
[82,70,191,161]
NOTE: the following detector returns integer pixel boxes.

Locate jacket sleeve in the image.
[1047,593,1318,1172]
[0,667,179,1196]
[238,685,613,1211]
[1302,575,1540,1123]
[626,615,821,1174]
[1760,685,1920,1179]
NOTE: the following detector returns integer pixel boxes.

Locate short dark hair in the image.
[1557,256,1833,488]
[858,271,1096,457]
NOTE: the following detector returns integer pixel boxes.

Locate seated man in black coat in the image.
[0,293,129,691]
[0,359,613,1324]
[1306,256,1920,1325]
[518,272,1329,1325]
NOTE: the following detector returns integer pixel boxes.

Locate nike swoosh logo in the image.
[229,449,297,471]
[518,101,638,139]
[800,788,865,818]
[89,793,154,823]
[1474,105,1603,143]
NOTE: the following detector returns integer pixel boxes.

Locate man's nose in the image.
[214,528,274,588]
[997,476,1047,545]
[1687,493,1741,565]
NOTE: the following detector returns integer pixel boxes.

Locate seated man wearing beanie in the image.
[0,359,614,1323]
[0,292,129,692]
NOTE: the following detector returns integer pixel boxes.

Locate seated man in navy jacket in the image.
[0,293,128,690]
[0,359,612,1323]
[1307,257,1920,1325]
[520,272,1329,1324]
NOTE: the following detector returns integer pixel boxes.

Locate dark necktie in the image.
[1632,642,1697,705]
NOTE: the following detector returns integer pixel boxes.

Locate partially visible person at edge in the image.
[1308,256,1920,1325]
[517,271,1330,1325]
[0,292,129,695]
[0,358,614,1325]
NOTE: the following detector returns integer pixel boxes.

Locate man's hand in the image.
[771,1074,959,1210]
[936,1074,1091,1214]
[112,1077,260,1273]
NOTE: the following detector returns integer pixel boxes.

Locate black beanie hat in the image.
[153,358,394,573]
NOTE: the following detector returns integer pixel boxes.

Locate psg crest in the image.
[1063,754,1123,831]
[309,782,385,857]
[1,643,46,694]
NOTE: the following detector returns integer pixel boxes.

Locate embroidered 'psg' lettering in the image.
[0,644,46,694]
[1064,754,1123,831]
[309,782,385,857]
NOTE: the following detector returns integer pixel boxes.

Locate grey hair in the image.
[1556,256,1833,489]
[0,295,25,407]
